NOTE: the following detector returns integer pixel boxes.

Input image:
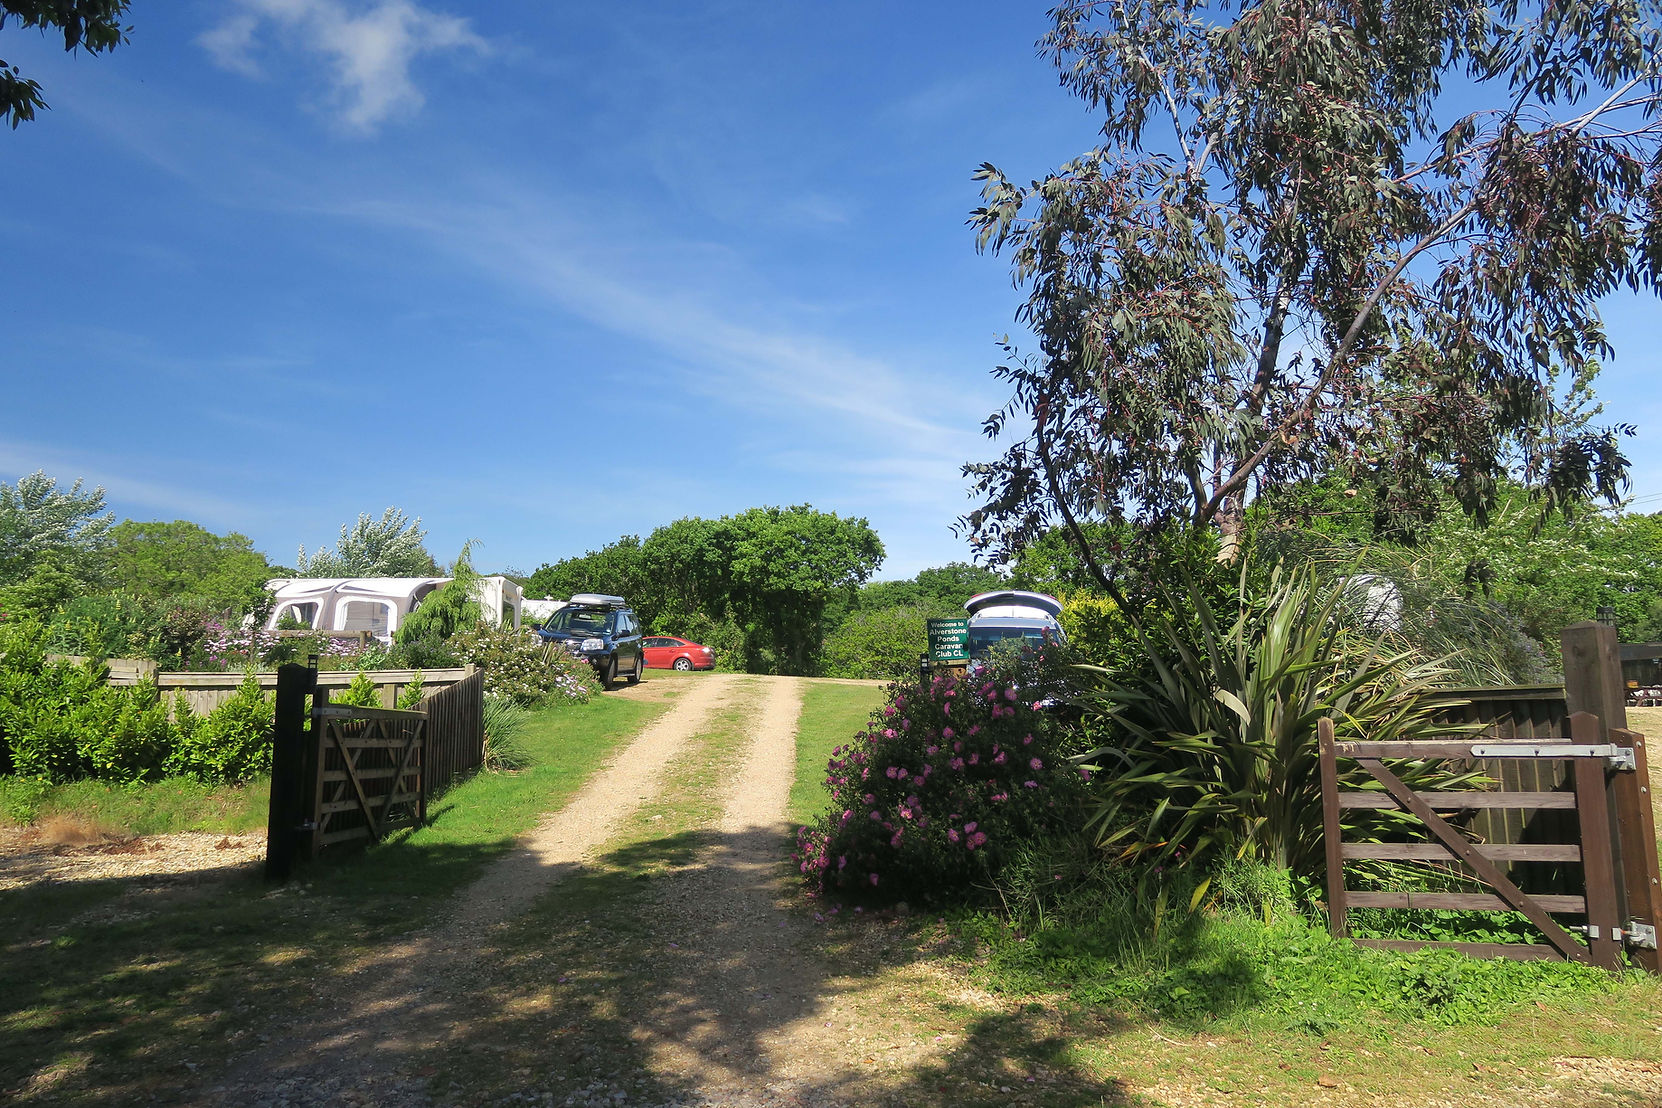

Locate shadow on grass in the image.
[3,823,1150,1107]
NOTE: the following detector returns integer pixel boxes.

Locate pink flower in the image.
[947,829,961,843]
[884,728,897,739]
[1022,734,1034,745]
[1030,757,1043,771]
[926,745,939,754]
[942,726,955,740]
[1024,780,1039,788]
[993,751,1007,765]
[838,856,847,869]
[968,753,979,765]
[870,810,882,821]
[1005,688,1017,701]
[869,873,880,886]
[949,757,965,771]
[967,831,988,850]
[964,822,978,833]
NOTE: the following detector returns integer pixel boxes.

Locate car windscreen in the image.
[968,626,1049,658]
[543,607,612,634]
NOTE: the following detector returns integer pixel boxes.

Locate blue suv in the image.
[536,594,644,690]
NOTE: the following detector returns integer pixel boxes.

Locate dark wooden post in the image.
[1318,717,1348,937]
[1561,621,1627,929]
[308,686,331,859]
[1561,622,1628,741]
[1561,623,1662,974]
[1610,727,1662,975]
[1570,714,1621,969]
[264,664,317,882]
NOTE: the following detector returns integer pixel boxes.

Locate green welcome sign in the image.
[926,617,970,664]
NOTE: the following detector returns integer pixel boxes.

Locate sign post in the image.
[926,617,970,675]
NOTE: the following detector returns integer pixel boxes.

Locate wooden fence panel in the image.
[1425,685,1573,863]
[419,668,485,799]
[91,661,475,715]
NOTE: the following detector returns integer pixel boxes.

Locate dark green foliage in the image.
[1083,559,1482,881]
[395,671,425,710]
[819,605,933,682]
[528,505,883,675]
[332,670,380,708]
[1,1,129,128]
[395,544,482,646]
[796,644,1095,906]
[167,673,273,783]
[105,519,273,613]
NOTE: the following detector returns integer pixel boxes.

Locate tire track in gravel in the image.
[197,674,750,1107]
[615,676,907,1107]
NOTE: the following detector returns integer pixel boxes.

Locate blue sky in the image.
[4,1,1659,580]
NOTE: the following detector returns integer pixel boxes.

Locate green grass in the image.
[0,774,271,834]
[788,679,887,826]
[0,692,671,1106]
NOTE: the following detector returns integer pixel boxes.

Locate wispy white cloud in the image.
[199,0,488,132]
[0,440,250,525]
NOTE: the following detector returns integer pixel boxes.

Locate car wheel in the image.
[600,656,617,690]
[673,657,693,671]
[627,654,641,684]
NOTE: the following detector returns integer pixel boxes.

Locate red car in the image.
[641,636,716,670]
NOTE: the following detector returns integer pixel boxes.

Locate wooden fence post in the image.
[264,664,316,882]
[1319,717,1348,938]
[1610,727,1662,975]
[1562,621,1662,974]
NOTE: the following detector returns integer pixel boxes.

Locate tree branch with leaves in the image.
[962,0,1660,588]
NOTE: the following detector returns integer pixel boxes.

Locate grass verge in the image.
[0,691,670,1105]
[788,678,888,826]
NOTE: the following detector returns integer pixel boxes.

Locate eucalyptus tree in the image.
[2,1,129,127]
[963,0,1661,593]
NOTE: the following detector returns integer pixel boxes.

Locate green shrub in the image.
[481,695,531,771]
[0,622,104,780]
[168,672,274,782]
[819,605,932,681]
[77,678,172,783]
[795,643,1095,907]
[1082,559,1483,884]
[332,670,380,708]
[0,774,51,824]
[451,623,597,706]
[396,670,425,710]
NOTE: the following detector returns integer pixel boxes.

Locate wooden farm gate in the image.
[1318,712,1661,972]
[264,663,485,880]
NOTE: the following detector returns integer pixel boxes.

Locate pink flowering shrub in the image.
[795,644,1095,906]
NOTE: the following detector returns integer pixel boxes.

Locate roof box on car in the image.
[568,593,628,608]
[963,590,1063,621]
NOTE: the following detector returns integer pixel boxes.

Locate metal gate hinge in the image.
[1468,743,1636,770]
[1625,922,1658,950]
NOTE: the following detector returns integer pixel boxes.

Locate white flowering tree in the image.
[297,507,438,578]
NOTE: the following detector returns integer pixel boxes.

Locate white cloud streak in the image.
[199,0,488,132]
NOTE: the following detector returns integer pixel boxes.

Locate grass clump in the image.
[949,859,1621,1033]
